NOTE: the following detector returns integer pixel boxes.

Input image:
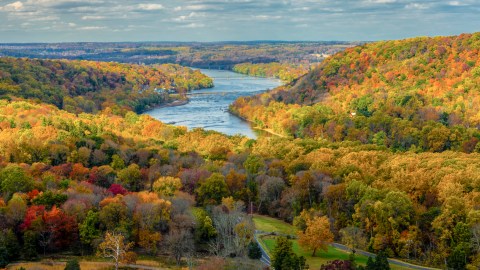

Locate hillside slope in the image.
[231,32,480,152]
[0,58,213,114]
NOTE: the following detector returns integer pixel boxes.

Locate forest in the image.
[0,58,213,114]
[232,62,310,83]
[0,32,479,270]
[0,42,356,69]
[231,33,480,152]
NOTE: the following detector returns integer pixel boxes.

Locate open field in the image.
[253,215,417,270]
[252,215,297,235]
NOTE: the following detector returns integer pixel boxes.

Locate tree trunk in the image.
[312,248,316,257]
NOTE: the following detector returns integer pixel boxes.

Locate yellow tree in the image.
[97,231,134,270]
[298,216,334,256]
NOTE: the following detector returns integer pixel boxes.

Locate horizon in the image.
[1,0,479,43]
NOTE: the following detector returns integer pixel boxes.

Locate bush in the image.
[247,241,262,260]
[64,258,81,270]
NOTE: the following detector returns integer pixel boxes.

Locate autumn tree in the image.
[97,231,134,270]
[298,216,334,256]
[195,173,229,206]
[153,176,182,197]
[340,226,367,254]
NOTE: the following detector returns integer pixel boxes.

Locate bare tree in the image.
[97,231,134,270]
[166,213,195,265]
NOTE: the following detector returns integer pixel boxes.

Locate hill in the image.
[0,57,213,114]
[231,32,480,152]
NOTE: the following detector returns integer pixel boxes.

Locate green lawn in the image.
[252,215,297,235]
[253,215,414,270]
[260,235,368,268]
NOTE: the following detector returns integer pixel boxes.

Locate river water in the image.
[146,69,281,138]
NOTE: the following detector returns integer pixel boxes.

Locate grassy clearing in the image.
[259,235,367,268]
[253,215,413,270]
[252,215,297,235]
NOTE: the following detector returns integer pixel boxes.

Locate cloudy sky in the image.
[0,0,479,42]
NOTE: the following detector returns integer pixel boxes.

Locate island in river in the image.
[145,69,282,138]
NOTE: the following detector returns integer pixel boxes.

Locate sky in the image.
[0,0,479,42]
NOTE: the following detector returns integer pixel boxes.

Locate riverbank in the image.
[145,98,190,112]
[228,108,287,138]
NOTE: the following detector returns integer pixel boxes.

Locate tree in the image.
[117,164,142,191]
[97,231,133,270]
[195,173,229,205]
[153,176,182,197]
[320,260,354,270]
[166,214,195,265]
[366,251,390,270]
[64,259,80,270]
[22,230,38,260]
[0,229,19,267]
[79,210,101,252]
[248,241,262,259]
[340,226,367,254]
[272,236,307,270]
[298,216,334,256]
[0,164,34,197]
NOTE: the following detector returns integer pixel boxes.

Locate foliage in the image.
[247,241,262,259]
[64,259,81,270]
[272,236,307,270]
[231,32,480,152]
[0,58,213,114]
[233,62,309,83]
[298,216,334,256]
[195,173,229,206]
[97,231,134,270]
[365,251,390,270]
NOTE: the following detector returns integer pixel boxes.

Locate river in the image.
[146,69,282,138]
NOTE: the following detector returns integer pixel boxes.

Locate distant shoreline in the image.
[146,98,190,112]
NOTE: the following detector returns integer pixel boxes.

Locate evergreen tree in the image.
[272,236,307,270]
[23,230,38,260]
[248,241,262,260]
[64,259,81,270]
[365,251,390,270]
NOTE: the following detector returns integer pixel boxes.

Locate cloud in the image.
[77,26,106,30]
[137,3,164,11]
[0,0,479,42]
[81,15,105,20]
[365,0,397,3]
[405,3,430,9]
[1,1,24,11]
[448,1,467,6]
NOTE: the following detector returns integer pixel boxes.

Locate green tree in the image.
[110,154,125,170]
[195,173,229,205]
[272,236,307,270]
[248,241,262,260]
[243,155,265,177]
[366,251,390,270]
[22,230,38,260]
[117,164,142,191]
[0,229,19,266]
[79,210,101,252]
[64,258,81,270]
[0,165,34,197]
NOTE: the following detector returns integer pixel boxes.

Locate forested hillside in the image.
[0,99,479,269]
[0,58,213,114]
[232,33,480,152]
[232,62,309,83]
